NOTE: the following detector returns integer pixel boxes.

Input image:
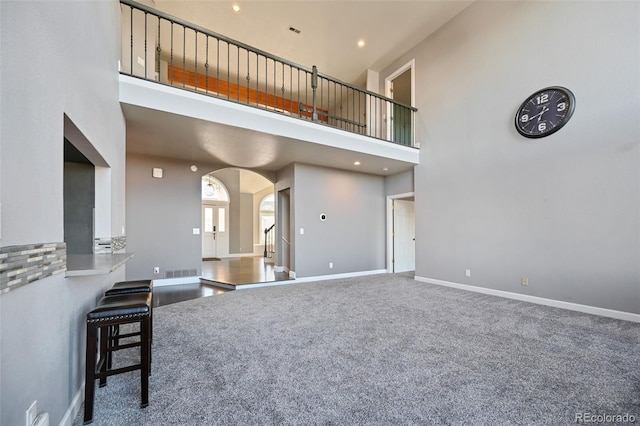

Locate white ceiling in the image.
[123,1,474,182]
[152,0,474,85]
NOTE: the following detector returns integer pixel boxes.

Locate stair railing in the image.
[119,0,418,147]
[264,224,275,259]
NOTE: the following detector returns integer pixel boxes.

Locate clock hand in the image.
[526,107,547,122]
[536,106,549,122]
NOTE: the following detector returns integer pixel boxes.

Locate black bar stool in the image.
[105,280,154,349]
[83,292,152,425]
[106,279,153,296]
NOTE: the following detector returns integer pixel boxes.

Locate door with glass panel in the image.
[202,203,229,259]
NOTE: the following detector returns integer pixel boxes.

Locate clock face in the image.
[515,86,575,138]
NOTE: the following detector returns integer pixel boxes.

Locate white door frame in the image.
[276,188,292,277]
[385,59,415,143]
[386,192,415,273]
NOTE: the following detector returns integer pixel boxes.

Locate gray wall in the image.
[275,164,295,271]
[292,163,386,277]
[211,168,255,255]
[385,169,414,196]
[239,192,254,253]
[381,1,640,314]
[126,157,270,278]
[0,1,126,425]
[126,153,207,279]
[213,168,241,254]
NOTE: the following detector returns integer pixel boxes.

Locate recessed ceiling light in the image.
[382,167,389,171]
[232,4,241,13]
[354,161,361,166]
[357,40,365,48]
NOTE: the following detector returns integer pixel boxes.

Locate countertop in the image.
[65,253,135,277]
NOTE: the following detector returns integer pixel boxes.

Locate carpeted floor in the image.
[75,274,640,425]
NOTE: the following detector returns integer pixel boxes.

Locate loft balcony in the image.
[119,0,419,175]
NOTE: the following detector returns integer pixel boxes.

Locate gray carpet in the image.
[75,274,640,425]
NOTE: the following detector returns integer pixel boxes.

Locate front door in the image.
[202,203,229,259]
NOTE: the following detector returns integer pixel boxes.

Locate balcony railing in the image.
[120,0,418,147]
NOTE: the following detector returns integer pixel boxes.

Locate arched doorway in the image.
[199,168,287,286]
[202,168,276,259]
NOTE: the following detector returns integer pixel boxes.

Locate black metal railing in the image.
[264,224,275,259]
[119,0,418,147]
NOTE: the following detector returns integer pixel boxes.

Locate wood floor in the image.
[153,282,228,307]
[200,256,290,288]
[153,256,290,307]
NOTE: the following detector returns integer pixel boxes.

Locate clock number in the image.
[536,93,549,105]
[520,114,529,123]
[557,102,566,112]
[538,122,547,132]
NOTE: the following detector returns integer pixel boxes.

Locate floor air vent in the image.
[164,269,198,278]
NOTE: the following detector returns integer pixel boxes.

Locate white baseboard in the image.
[60,383,84,426]
[293,269,388,283]
[236,269,387,290]
[414,276,640,323]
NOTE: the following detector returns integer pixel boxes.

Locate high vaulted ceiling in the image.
[123,1,474,183]
[151,0,474,86]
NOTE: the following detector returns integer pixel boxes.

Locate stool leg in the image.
[84,323,98,424]
[107,324,119,371]
[149,308,153,367]
[99,325,109,387]
[140,315,150,408]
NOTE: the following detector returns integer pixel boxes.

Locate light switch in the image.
[300,228,304,235]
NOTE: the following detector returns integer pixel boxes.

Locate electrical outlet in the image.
[329,262,333,269]
[465,269,471,277]
[521,277,529,286]
[26,400,37,426]
[153,267,160,274]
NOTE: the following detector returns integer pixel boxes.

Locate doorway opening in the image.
[385,59,415,146]
[63,114,111,255]
[276,188,292,277]
[199,168,288,287]
[259,193,275,259]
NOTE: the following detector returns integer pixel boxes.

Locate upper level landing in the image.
[120,75,419,176]
[119,0,418,176]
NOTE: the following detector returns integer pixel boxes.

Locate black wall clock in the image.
[515,86,575,138]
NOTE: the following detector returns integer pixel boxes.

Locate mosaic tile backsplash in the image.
[94,236,127,254]
[0,242,67,294]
